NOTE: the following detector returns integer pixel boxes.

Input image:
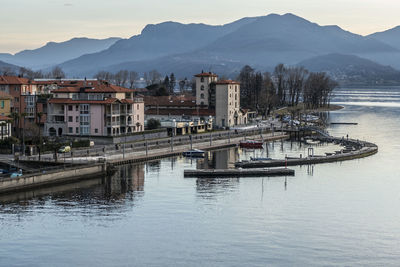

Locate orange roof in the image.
[48,98,121,105]
[194,72,218,78]
[215,80,240,85]
[0,76,30,85]
[146,108,215,116]
[144,96,196,107]
[52,82,134,93]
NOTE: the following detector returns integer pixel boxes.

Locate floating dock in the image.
[330,122,358,125]
[184,168,295,178]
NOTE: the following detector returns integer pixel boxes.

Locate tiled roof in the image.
[144,95,196,107]
[146,108,215,116]
[0,76,30,85]
[215,80,240,85]
[52,82,134,93]
[194,72,218,78]
[49,98,120,104]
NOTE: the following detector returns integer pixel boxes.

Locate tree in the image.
[169,73,176,94]
[0,67,16,76]
[129,71,138,89]
[146,118,161,130]
[149,70,161,85]
[274,64,287,106]
[163,75,170,92]
[238,65,255,108]
[286,67,308,106]
[49,66,65,79]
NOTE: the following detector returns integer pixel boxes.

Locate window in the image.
[200,93,205,99]
[1,101,4,109]
[14,97,19,103]
[68,105,73,111]
[68,127,73,133]
[76,105,79,111]
[76,116,79,122]
[137,104,139,110]
[68,116,73,122]
[201,77,204,83]
[137,115,139,120]
[76,127,79,134]
[95,128,98,133]
[201,85,204,91]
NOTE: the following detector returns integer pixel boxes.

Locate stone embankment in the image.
[0,131,288,194]
[235,136,378,168]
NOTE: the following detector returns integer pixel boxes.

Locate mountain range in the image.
[0,37,120,69]
[2,13,400,85]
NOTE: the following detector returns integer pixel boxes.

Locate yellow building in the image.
[0,92,12,117]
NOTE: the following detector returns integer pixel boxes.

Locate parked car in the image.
[58,146,71,153]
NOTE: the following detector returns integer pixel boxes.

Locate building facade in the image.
[45,81,144,137]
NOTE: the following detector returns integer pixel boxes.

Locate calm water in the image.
[1,88,400,266]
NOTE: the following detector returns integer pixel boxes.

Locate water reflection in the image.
[0,164,145,213]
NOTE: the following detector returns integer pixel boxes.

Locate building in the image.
[45,81,144,137]
[144,95,214,121]
[194,72,218,106]
[0,115,11,140]
[0,92,12,117]
[214,80,247,127]
[193,72,248,128]
[144,72,248,129]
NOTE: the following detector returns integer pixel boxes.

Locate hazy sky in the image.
[1,0,400,54]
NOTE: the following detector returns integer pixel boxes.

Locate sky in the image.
[1,0,400,54]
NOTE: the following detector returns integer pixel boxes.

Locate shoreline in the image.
[275,104,344,115]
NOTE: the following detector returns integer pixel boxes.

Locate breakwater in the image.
[235,137,378,168]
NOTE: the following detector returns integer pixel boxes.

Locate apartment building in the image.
[45,81,144,137]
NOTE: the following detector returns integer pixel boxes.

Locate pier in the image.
[184,168,295,178]
[235,136,378,168]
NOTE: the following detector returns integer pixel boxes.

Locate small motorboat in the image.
[250,157,272,161]
[305,139,320,145]
[182,149,205,157]
[240,140,264,149]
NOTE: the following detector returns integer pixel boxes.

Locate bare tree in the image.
[274,64,287,106]
[148,70,161,85]
[129,71,138,89]
[0,67,16,76]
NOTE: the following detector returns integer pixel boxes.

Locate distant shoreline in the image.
[275,104,344,115]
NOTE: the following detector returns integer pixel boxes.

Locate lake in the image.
[0,87,399,266]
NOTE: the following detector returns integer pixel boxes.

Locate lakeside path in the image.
[70,132,289,165]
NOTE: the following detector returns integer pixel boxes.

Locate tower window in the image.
[201,77,204,82]
[200,93,205,99]
[201,85,204,90]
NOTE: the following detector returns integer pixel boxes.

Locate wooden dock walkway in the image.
[184,168,295,178]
